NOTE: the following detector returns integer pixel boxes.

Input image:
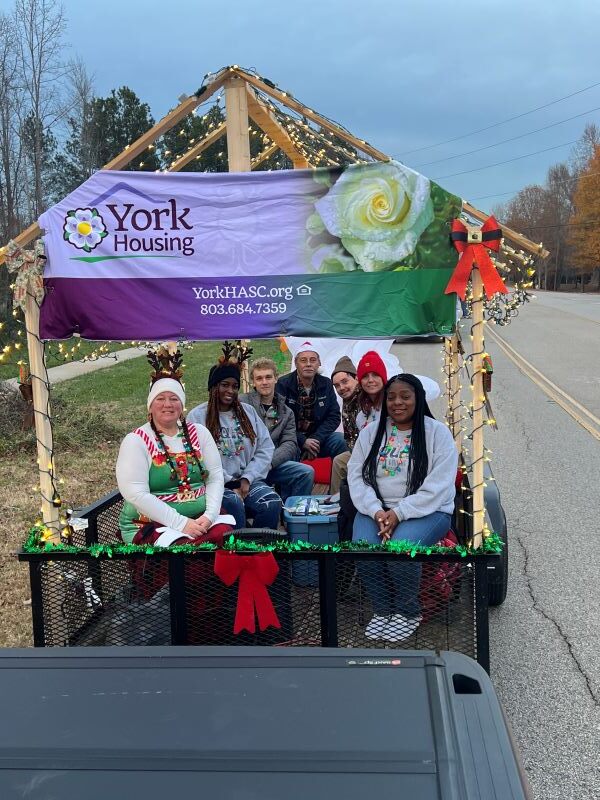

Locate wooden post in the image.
[225,77,252,390]
[470,269,485,549]
[24,287,60,537]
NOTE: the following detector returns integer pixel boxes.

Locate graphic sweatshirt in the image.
[348,416,457,521]
[187,402,274,485]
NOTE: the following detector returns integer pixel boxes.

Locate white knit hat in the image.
[147,378,186,410]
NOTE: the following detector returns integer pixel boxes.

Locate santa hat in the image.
[295,341,320,358]
[357,351,387,384]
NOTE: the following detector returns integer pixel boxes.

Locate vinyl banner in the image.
[38,161,461,340]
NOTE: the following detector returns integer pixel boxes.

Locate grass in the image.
[0,339,288,647]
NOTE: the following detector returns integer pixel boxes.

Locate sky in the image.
[59,0,600,218]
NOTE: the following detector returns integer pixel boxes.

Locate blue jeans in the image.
[298,431,348,459]
[352,511,452,617]
[222,480,282,530]
[267,460,314,502]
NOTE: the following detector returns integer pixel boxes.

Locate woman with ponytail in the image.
[348,374,458,642]
[116,345,228,546]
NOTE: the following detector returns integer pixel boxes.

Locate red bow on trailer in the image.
[214,551,281,635]
[445,216,508,300]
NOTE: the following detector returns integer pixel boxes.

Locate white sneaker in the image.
[382,613,422,642]
[364,615,389,640]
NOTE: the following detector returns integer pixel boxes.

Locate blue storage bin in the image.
[283,495,339,587]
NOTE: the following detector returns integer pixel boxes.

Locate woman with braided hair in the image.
[187,342,282,530]
[348,374,458,643]
[116,346,229,545]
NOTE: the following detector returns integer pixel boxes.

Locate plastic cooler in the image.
[283,495,339,587]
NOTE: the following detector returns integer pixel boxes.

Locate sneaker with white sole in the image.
[382,613,422,642]
[364,615,389,640]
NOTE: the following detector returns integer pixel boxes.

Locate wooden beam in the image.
[251,142,279,169]
[463,200,550,259]
[246,86,309,168]
[225,76,251,172]
[225,77,252,390]
[0,221,40,265]
[103,71,228,171]
[168,123,226,171]
[233,68,390,162]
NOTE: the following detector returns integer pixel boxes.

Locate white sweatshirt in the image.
[116,422,224,531]
[348,416,457,521]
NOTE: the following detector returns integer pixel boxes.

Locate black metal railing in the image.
[19,492,494,671]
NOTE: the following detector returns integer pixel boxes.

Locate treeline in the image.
[0,0,293,327]
[494,124,600,291]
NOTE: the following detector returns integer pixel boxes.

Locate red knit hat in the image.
[357,351,387,384]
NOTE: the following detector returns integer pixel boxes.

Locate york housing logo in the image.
[63,198,196,259]
[63,208,108,252]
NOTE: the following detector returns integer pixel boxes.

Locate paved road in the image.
[394,294,600,800]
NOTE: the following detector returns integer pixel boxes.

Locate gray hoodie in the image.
[187,402,274,485]
[239,390,300,469]
[348,416,457,521]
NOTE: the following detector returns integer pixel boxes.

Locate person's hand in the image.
[235,478,251,499]
[303,437,320,457]
[183,517,210,537]
[380,510,399,542]
[374,509,399,543]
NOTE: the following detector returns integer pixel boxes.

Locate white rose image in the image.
[63,208,107,252]
[314,160,434,271]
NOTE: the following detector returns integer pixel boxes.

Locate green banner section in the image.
[284,269,456,337]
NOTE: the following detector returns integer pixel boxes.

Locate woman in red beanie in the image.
[356,351,388,431]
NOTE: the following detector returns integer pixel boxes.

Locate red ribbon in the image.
[214,551,281,635]
[445,216,508,300]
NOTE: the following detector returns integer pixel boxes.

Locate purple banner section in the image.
[39,271,456,341]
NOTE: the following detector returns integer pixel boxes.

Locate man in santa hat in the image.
[276,341,348,462]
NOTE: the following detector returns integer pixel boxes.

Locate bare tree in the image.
[0,12,24,241]
[13,0,66,217]
[545,163,575,290]
[569,123,600,177]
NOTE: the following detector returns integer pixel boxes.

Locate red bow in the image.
[445,216,508,300]
[214,551,281,635]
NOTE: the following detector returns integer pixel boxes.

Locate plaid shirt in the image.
[296,377,316,432]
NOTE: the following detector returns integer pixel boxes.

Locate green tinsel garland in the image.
[21,525,503,558]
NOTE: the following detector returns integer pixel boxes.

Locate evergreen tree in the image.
[90,86,160,172]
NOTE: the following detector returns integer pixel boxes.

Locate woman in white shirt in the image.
[116,348,227,546]
[348,374,458,643]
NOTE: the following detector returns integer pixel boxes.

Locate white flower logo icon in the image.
[63,208,107,252]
